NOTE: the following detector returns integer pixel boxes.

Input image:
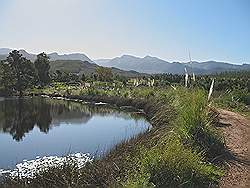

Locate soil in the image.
[217,109,250,188]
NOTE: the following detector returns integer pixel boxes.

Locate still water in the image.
[0,97,150,169]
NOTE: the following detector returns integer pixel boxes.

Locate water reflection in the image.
[0,98,50,141]
[0,97,150,169]
[0,97,145,142]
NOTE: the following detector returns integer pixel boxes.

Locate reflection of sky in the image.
[0,102,150,169]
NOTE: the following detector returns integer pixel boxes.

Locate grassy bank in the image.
[213,89,250,117]
[2,87,225,187]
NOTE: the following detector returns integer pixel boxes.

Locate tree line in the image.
[0,50,50,96]
[1,50,248,97]
[0,50,126,96]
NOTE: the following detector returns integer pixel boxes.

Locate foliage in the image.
[3,58,247,186]
[3,87,225,187]
[95,67,113,81]
[152,73,183,86]
[0,60,15,96]
[52,70,80,83]
[214,89,250,115]
[34,52,51,85]
[2,50,37,96]
[81,73,86,82]
[195,71,250,92]
[124,136,223,187]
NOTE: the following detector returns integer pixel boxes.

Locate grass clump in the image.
[213,89,250,116]
[175,89,225,160]
[121,88,224,187]
[124,135,223,188]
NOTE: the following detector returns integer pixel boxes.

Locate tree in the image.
[6,50,37,96]
[34,52,51,85]
[68,73,80,83]
[52,70,79,83]
[81,73,86,82]
[95,67,113,81]
[0,61,15,96]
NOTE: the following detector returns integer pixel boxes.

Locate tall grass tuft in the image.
[184,68,189,87]
[208,78,215,101]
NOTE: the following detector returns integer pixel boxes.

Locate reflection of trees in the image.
[0,97,147,142]
[0,98,92,141]
[36,99,52,133]
[51,99,146,121]
[0,98,52,141]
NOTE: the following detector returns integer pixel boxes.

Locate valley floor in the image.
[218,109,250,188]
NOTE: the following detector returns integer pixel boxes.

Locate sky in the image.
[0,0,249,64]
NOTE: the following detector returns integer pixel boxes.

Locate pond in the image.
[0,97,150,169]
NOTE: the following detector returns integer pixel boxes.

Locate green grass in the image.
[213,89,250,117]
[120,88,224,187]
[4,86,226,187]
[124,136,223,187]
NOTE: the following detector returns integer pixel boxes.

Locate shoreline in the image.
[2,89,226,187]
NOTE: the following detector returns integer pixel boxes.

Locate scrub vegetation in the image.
[1,50,248,187]
[2,88,225,187]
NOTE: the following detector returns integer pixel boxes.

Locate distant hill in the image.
[0,48,11,60]
[95,55,250,74]
[183,61,250,74]
[96,55,173,74]
[0,48,92,63]
[0,48,145,77]
[0,48,12,55]
[0,55,7,60]
[94,59,111,66]
[1,48,249,75]
[50,60,146,77]
[49,52,92,62]
[50,60,96,74]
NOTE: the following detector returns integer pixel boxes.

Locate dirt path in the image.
[217,109,250,188]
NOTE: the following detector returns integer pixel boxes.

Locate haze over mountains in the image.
[0,48,92,62]
[0,48,145,77]
[0,48,249,75]
[95,55,250,74]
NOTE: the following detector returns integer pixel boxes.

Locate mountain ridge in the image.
[94,55,249,74]
[0,48,92,63]
[0,48,146,77]
[0,48,249,74]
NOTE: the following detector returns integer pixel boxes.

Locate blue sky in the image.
[0,0,249,63]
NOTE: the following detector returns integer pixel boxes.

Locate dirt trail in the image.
[217,109,250,188]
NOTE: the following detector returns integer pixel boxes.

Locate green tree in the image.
[34,52,51,85]
[6,50,37,96]
[0,61,15,96]
[81,73,86,82]
[95,67,113,81]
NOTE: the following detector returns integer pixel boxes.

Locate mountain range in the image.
[0,48,92,62]
[0,48,145,77]
[95,55,250,74]
[1,48,249,75]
